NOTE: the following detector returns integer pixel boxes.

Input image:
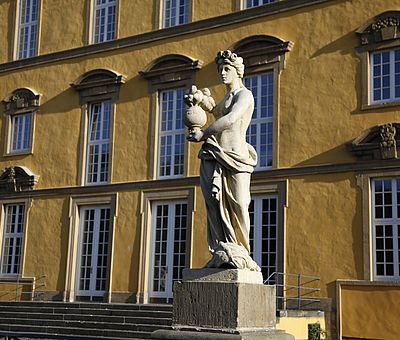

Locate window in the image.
[370,50,400,104]
[3,88,39,156]
[372,178,400,279]
[16,0,39,59]
[233,35,292,169]
[150,200,187,299]
[245,73,274,169]
[162,0,189,28]
[86,101,111,184]
[139,54,202,179]
[356,12,400,109]
[1,204,25,275]
[71,69,126,186]
[249,195,278,281]
[10,113,32,153]
[245,0,276,8]
[158,89,185,178]
[92,0,117,43]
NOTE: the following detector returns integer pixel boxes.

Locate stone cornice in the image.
[2,158,400,199]
[0,0,337,74]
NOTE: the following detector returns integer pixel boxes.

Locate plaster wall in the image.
[341,284,400,339]
[0,0,399,189]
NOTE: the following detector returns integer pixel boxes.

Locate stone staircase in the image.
[0,301,173,339]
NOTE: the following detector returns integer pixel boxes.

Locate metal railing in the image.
[0,274,46,301]
[264,272,320,310]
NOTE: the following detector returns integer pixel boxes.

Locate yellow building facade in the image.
[0,0,400,338]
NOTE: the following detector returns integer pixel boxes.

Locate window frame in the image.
[371,178,400,280]
[157,88,186,179]
[88,0,119,45]
[2,88,40,157]
[137,188,195,304]
[233,35,292,170]
[85,100,112,185]
[0,199,31,279]
[65,194,117,302]
[161,0,191,29]
[71,69,125,186]
[14,0,41,60]
[139,54,202,180]
[242,0,276,9]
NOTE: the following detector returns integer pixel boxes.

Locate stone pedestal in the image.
[152,269,294,340]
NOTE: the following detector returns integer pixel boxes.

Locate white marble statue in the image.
[184,50,260,271]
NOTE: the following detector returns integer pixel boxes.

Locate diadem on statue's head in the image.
[215,50,245,78]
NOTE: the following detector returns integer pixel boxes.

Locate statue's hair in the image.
[215,50,245,78]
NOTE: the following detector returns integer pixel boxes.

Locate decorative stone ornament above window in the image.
[0,166,39,192]
[357,12,400,46]
[3,88,40,114]
[349,123,400,160]
[356,11,400,109]
[232,35,293,75]
[139,54,203,92]
[70,69,126,104]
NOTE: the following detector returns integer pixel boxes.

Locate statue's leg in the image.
[199,159,225,251]
[225,171,252,253]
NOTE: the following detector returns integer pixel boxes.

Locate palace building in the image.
[0,0,399,338]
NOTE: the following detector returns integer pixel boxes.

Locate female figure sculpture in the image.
[185,50,260,271]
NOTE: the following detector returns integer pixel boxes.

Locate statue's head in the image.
[215,50,245,79]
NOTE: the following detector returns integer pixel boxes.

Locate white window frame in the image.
[243,0,276,9]
[149,200,188,300]
[245,72,274,170]
[9,112,33,154]
[85,101,112,185]
[16,0,40,60]
[162,0,190,28]
[75,205,111,299]
[371,178,400,280]
[370,49,400,105]
[91,0,117,44]
[250,194,279,281]
[0,200,31,279]
[157,89,186,179]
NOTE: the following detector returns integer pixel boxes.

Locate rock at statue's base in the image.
[151,269,294,340]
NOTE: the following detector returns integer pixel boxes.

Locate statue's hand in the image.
[187,127,204,142]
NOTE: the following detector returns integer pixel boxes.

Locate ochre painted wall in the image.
[341,284,400,339]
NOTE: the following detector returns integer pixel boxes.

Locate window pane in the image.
[93,0,116,43]
[17,0,39,59]
[159,89,185,178]
[164,0,189,28]
[11,113,32,152]
[245,73,274,170]
[86,102,111,184]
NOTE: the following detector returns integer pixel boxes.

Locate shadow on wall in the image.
[293,143,356,167]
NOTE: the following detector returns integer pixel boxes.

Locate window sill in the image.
[3,150,33,157]
[361,101,400,111]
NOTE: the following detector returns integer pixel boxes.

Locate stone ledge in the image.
[182,268,263,284]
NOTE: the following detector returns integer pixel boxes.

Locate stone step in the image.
[0,317,171,332]
[0,305,172,318]
[0,311,172,325]
[0,323,155,339]
[0,301,172,311]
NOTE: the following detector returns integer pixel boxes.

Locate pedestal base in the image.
[151,269,294,340]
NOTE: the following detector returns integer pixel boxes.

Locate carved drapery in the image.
[349,123,400,160]
[0,166,39,192]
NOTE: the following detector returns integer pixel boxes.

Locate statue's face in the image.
[218,64,237,85]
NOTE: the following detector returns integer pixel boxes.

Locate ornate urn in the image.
[183,85,211,130]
